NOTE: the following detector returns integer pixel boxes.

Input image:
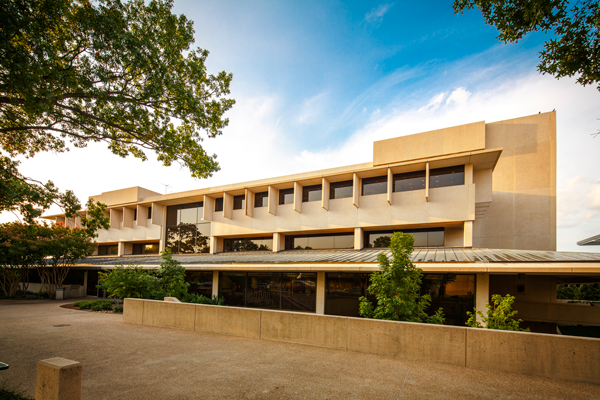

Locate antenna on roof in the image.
[160,183,172,194]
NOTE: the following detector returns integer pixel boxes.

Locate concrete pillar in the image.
[293,182,302,213]
[476,273,490,326]
[321,178,330,210]
[212,271,219,297]
[209,237,223,254]
[387,167,393,205]
[36,357,82,400]
[354,227,364,250]
[425,162,430,202]
[83,271,88,296]
[272,233,286,252]
[465,163,474,184]
[316,272,326,315]
[352,173,360,208]
[464,221,473,247]
[117,242,125,257]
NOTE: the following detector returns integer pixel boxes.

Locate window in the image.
[361,175,387,196]
[325,273,376,317]
[215,197,224,212]
[185,271,213,298]
[279,188,294,205]
[132,242,159,255]
[330,180,353,199]
[147,207,152,219]
[420,274,475,326]
[285,233,354,250]
[365,228,444,248]
[223,237,273,252]
[165,203,211,254]
[97,244,118,256]
[219,271,317,312]
[302,185,322,202]
[393,170,426,192]
[133,209,137,221]
[429,165,464,188]
[255,192,268,208]
[233,195,245,210]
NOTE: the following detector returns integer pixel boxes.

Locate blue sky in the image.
[3,1,600,252]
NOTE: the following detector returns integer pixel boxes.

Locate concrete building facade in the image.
[45,111,600,331]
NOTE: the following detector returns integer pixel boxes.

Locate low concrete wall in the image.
[467,328,600,385]
[347,317,466,366]
[261,310,347,349]
[123,299,600,385]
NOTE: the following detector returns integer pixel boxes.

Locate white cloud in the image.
[365,4,393,25]
[295,90,329,125]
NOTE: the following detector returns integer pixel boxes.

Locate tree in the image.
[454,0,600,91]
[359,232,445,324]
[0,0,235,221]
[97,265,160,302]
[466,293,530,331]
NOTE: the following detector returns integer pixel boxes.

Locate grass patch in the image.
[0,380,33,400]
[72,299,114,311]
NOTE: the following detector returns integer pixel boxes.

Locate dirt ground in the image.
[0,298,598,400]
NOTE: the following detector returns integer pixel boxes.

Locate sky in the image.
[3,0,600,252]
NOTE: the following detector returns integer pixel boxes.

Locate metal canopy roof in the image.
[577,234,600,246]
[79,247,600,266]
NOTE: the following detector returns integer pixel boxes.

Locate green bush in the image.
[0,380,33,400]
[185,293,225,305]
[112,306,123,313]
[73,300,113,310]
[466,294,529,331]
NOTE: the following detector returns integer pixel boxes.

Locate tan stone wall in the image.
[124,298,600,385]
[473,112,556,250]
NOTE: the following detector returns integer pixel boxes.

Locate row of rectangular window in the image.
[165,166,464,219]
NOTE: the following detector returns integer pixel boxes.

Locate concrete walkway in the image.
[0,299,597,399]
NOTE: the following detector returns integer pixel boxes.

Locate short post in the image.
[36,358,82,400]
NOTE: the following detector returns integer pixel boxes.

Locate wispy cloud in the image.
[295,91,329,125]
[365,4,393,26]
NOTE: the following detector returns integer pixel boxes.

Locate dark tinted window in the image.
[421,274,475,326]
[302,185,322,202]
[430,165,464,188]
[255,192,268,208]
[361,176,387,196]
[215,197,224,212]
[285,233,354,250]
[223,237,273,252]
[365,228,444,248]
[97,245,118,256]
[330,180,353,199]
[279,188,294,205]
[247,273,281,310]
[186,271,213,298]
[133,209,137,220]
[394,170,426,192]
[325,273,376,317]
[219,272,246,307]
[148,207,152,219]
[233,195,245,210]
[132,243,159,255]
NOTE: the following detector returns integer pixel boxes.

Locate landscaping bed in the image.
[60,299,122,313]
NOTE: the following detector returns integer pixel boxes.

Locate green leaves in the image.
[466,294,529,331]
[359,232,445,324]
[1,0,235,219]
[454,0,600,91]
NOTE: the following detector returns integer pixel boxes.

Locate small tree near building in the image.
[466,294,530,331]
[359,232,445,324]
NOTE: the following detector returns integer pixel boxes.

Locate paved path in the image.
[0,299,597,399]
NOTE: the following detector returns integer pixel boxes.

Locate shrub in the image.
[466,294,529,331]
[359,232,445,324]
[185,293,225,305]
[73,300,113,310]
[112,306,123,313]
[0,380,33,400]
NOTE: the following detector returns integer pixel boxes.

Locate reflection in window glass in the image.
[178,206,198,225]
[215,198,224,212]
[166,223,211,254]
[361,176,387,196]
[233,195,245,210]
[219,272,246,307]
[185,271,213,298]
[366,229,444,248]
[394,171,426,192]
[302,185,322,202]
[255,192,268,208]
[223,237,273,252]
[246,273,281,310]
[429,166,464,188]
[97,245,118,256]
[421,274,474,326]
[287,233,354,250]
[330,180,353,199]
[325,273,375,317]
[218,272,317,312]
[132,243,160,255]
[279,188,294,205]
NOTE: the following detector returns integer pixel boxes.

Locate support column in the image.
[464,221,473,247]
[273,233,285,252]
[117,242,125,257]
[476,273,489,325]
[212,271,219,298]
[209,237,223,254]
[316,272,326,315]
[354,227,364,250]
[83,271,88,296]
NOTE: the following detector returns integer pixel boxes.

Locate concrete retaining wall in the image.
[123,298,600,385]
